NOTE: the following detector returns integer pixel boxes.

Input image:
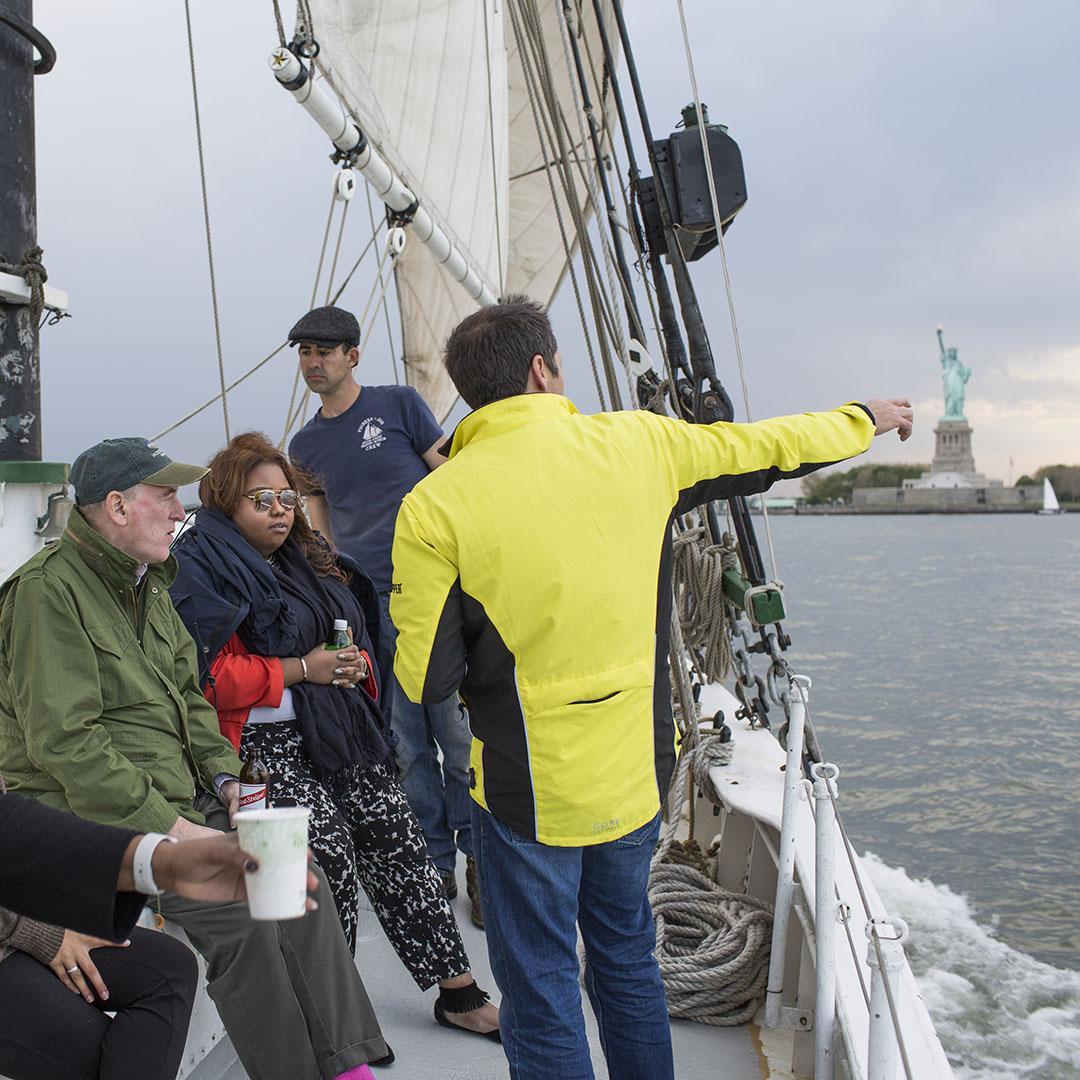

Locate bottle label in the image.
[238,782,268,812]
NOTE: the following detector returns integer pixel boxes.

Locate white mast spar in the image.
[269,47,498,309]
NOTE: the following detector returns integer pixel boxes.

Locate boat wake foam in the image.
[864,853,1080,1080]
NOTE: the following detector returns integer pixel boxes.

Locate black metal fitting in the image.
[292,35,320,59]
[0,8,56,74]
[329,133,369,167]
[387,196,420,228]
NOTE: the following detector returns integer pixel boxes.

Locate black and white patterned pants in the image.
[238,720,470,990]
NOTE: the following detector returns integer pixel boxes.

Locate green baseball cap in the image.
[69,438,208,506]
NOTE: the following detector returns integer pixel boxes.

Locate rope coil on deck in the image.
[649,634,772,1026]
[650,856,772,1026]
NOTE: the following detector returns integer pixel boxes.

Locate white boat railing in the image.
[766,670,918,1080]
[764,673,811,1027]
[810,761,840,1080]
[866,916,909,1080]
[700,676,954,1080]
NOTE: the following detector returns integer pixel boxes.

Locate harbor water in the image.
[763,512,1080,1079]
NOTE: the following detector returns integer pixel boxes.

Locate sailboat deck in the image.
[191,864,769,1079]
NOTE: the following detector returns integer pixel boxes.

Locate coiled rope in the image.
[649,709,772,1025]
[672,525,737,683]
[650,857,772,1026]
[649,609,772,1026]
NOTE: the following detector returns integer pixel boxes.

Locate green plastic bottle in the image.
[325,618,349,651]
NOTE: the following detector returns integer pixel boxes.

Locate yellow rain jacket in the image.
[391,394,874,846]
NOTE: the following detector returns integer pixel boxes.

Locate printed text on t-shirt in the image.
[357,417,386,450]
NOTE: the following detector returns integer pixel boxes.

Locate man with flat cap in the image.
[0,437,388,1079]
[287,305,482,925]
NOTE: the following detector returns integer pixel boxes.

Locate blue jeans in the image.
[472,803,673,1080]
[378,591,473,873]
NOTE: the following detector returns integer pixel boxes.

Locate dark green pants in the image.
[159,802,386,1080]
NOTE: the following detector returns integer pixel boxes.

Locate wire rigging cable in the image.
[281,182,340,446]
[183,0,230,441]
[515,2,623,394]
[364,185,401,387]
[553,5,634,404]
[506,0,610,412]
[151,214,383,446]
[673,0,781,582]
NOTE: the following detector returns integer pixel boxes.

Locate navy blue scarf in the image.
[172,510,391,775]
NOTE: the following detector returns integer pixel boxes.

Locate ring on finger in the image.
[66,965,80,974]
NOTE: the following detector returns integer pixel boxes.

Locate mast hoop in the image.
[386,197,420,229]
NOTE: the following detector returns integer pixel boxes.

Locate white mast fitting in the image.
[268,47,498,308]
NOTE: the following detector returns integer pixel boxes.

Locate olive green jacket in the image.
[0,510,241,833]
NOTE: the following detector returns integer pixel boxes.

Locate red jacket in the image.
[206,634,377,751]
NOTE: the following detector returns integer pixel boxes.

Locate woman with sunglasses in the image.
[170,432,499,1046]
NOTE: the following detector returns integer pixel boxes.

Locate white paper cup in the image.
[234,806,310,920]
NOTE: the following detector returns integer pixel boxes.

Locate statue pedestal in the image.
[904,417,999,491]
[930,419,976,475]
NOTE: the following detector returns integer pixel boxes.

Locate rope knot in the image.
[0,245,48,323]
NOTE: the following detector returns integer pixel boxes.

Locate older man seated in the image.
[0,437,387,1080]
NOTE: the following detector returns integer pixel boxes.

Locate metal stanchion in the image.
[811,762,840,1079]
[765,673,811,1027]
[866,916,909,1080]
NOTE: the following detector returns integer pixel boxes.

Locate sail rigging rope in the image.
[324,198,351,304]
[150,209,383,447]
[270,0,286,48]
[183,0,230,442]
[290,193,358,432]
[364,185,401,387]
[281,184,339,446]
[506,0,610,411]
[149,344,288,443]
[513,0,626,409]
[553,4,635,405]
[480,0,506,282]
[570,5,677,399]
[672,0,781,582]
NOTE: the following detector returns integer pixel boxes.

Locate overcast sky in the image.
[31,0,1080,488]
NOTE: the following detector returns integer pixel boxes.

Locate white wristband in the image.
[133,833,177,896]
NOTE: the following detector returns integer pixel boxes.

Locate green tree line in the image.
[801,463,927,505]
[1015,464,1080,504]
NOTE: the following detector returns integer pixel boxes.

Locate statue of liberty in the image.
[936,325,971,420]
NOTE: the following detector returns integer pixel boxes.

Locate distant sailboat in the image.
[1038,477,1064,514]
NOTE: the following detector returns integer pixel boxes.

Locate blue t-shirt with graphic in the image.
[289,384,442,592]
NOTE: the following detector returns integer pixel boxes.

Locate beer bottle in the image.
[238,751,270,812]
[325,618,350,651]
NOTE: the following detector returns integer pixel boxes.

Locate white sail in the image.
[1042,477,1060,512]
[302,0,616,420]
